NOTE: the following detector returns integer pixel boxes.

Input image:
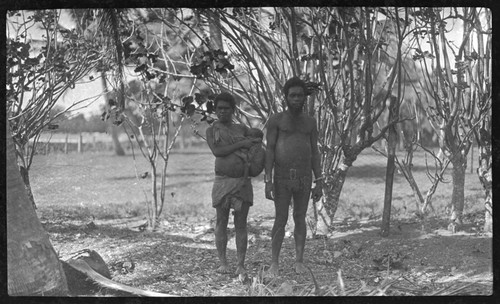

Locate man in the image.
[206,92,262,275]
[264,77,323,276]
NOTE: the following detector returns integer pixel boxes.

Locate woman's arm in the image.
[206,125,257,157]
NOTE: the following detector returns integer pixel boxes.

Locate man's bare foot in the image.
[216,264,231,274]
[266,262,279,278]
[295,262,308,274]
[235,265,247,275]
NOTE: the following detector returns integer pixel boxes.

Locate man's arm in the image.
[310,118,322,180]
[310,118,324,202]
[264,115,279,182]
[264,115,278,200]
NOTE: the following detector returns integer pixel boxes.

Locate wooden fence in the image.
[27,132,207,155]
[27,132,477,174]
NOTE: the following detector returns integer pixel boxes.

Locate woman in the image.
[206,92,261,275]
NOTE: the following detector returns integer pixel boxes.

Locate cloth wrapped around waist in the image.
[212,175,253,210]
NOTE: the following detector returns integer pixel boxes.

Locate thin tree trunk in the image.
[402,164,425,210]
[381,121,398,237]
[7,120,68,296]
[101,71,125,156]
[477,137,492,232]
[110,125,125,156]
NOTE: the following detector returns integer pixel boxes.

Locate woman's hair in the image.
[283,77,307,97]
[214,92,236,110]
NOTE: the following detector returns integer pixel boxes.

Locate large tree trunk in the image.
[19,164,37,210]
[314,144,362,235]
[7,120,68,296]
[314,160,351,235]
[449,155,467,228]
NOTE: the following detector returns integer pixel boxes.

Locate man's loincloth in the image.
[212,175,253,210]
[274,169,312,192]
[274,170,312,206]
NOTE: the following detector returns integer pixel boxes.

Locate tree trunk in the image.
[7,120,68,296]
[101,70,126,156]
[403,165,425,211]
[314,163,351,234]
[18,163,37,210]
[477,133,492,232]
[381,124,398,237]
[110,124,125,156]
[449,155,467,227]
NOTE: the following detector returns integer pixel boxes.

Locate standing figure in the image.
[264,77,323,276]
[206,92,262,275]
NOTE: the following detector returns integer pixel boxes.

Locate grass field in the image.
[30,146,484,223]
[28,147,491,296]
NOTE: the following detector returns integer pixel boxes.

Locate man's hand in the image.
[265,181,274,200]
[311,182,323,202]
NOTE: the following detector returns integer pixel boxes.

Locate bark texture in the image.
[314,161,351,235]
[477,144,492,232]
[7,120,68,296]
[450,155,467,225]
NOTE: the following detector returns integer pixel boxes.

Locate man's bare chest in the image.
[277,115,312,135]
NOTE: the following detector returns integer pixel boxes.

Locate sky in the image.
[7,7,489,118]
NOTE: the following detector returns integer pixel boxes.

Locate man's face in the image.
[286,86,306,111]
[215,100,233,123]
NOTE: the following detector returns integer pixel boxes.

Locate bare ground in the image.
[42,211,492,296]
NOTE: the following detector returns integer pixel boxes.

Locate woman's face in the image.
[215,100,234,123]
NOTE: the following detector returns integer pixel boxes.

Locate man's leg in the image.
[268,182,292,277]
[234,201,250,275]
[215,206,231,273]
[292,186,311,274]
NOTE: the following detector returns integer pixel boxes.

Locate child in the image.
[213,127,265,179]
[234,128,265,179]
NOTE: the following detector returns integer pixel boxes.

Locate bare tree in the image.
[469,8,492,232]
[409,7,491,231]
[301,7,411,234]
[182,7,413,234]
[103,8,218,230]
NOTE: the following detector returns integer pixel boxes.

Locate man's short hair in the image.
[283,77,307,97]
[214,92,236,110]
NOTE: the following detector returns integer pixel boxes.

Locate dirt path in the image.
[44,212,492,296]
